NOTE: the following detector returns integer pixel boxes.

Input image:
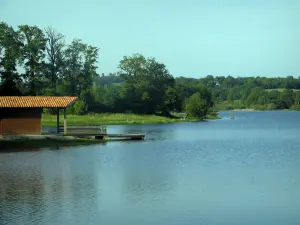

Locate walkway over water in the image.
[58,125,145,140]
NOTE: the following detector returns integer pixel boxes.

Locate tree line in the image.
[95,74,300,111]
[176,75,300,110]
[0,22,213,118]
[1,22,299,117]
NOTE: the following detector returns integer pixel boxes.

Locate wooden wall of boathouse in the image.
[0,108,43,135]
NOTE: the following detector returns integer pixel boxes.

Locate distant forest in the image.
[176,75,300,110]
[1,22,300,117]
[96,74,300,111]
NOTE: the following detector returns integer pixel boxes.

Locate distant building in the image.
[0,96,77,135]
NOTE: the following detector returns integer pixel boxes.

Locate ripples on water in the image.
[0,111,300,225]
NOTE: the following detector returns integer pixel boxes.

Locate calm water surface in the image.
[1,111,300,225]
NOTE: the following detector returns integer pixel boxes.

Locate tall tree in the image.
[294,91,300,106]
[119,53,174,113]
[0,22,22,95]
[227,88,234,103]
[163,87,178,111]
[246,88,260,106]
[18,25,46,95]
[63,39,85,95]
[44,27,65,90]
[103,85,122,111]
[257,91,268,105]
[80,45,99,93]
[280,89,294,108]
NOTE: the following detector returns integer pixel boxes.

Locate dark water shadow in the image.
[0,140,109,153]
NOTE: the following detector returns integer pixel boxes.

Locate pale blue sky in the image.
[0,0,299,77]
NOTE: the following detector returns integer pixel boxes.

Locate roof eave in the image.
[65,97,79,108]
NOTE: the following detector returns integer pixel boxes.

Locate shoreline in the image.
[42,113,219,127]
[223,109,300,112]
[1,113,219,151]
[232,109,255,112]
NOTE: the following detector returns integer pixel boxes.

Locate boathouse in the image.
[0,96,78,135]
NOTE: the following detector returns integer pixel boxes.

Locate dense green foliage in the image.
[0,22,214,118]
[185,93,209,118]
[95,74,300,111]
[1,21,299,119]
[176,76,300,110]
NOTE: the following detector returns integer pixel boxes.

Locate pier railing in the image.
[58,125,107,135]
[57,125,145,140]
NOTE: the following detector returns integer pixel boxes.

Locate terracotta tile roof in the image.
[0,96,78,108]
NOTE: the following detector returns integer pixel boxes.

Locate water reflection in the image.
[0,148,42,153]
[121,143,176,204]
[109,124,178,141]
[0,141,107,153]
[0,148,102,225]
[0,160,45,225]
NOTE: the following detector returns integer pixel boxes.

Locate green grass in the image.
[42,112,219,127]
[215,101,245,111]
[42,113,191,127]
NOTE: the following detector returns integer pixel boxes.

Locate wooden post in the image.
[230,110,234,119]
[57,108,60,134]
[64,108,67,134]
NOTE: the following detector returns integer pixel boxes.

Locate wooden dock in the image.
[58,126,145,140]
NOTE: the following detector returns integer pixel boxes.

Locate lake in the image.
[0,111,300,225]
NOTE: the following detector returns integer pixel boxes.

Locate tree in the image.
[0,22,22,95]
[280,89,294,108]
[95,72,123,87]
[246,88,260,106]
[80,45,98,93]
[3,20,300,114]
[185,92,209,119]
[145,57,175,111]
[44,27,65,90]
[71,100,88,115]
[91,81,106,103]
[294,91,300,106]
[118,53,174,113]
[267,90,280,104]
[163,87,178,111]
[103,85,122,111]
[257,91,268,105]
[18,25,46,95]
[227,88,234,103]
[62,39,98,97]
[63,39,85,95]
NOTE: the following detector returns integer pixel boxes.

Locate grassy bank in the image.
[0,113,219,151]
[42,113,218,127]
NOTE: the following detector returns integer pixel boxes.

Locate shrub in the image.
[68,100,88,115]
[185,92,209,119]
[290,105,300,110]
[267,103,277,110]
